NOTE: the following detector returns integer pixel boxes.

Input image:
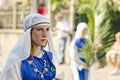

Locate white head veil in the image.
[74,22,88,39]
[4,13,58,69]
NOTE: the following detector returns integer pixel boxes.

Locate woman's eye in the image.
[46,28,50,31]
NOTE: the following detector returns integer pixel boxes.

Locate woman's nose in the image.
[42,30,47,37]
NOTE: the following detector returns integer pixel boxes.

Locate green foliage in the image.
[51,0,70,13]
[74,13,88,31]
[87,14,94,41]
[77,5,93,14]
[51,0,120,67]
[75,0,120,66]
[80,40,95,66]
[51,0,60,13]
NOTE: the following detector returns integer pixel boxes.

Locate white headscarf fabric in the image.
[70,22,89,80]
[3,13,58,70]
[74,22,88,39]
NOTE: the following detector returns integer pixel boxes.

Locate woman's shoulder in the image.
[42,49,52,60]
[73,38,85,42]
[42,49,52,54]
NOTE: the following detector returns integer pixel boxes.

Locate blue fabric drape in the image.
[75,38,85,49]
[78,58,88,80]
[75,38,88,80]
[21,50,56,80]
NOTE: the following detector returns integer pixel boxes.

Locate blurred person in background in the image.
[55,13,71,64]
[0,13,58,80]
[37,4,46,16]
[70,22,89,80]
[106,32,120,75]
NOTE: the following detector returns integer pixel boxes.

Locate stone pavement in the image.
[95,64,120,80]
[56,63,120,80]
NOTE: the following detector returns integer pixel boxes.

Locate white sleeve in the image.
[0,65,20,80]
[64,21,69,31]
[70,41,86,70]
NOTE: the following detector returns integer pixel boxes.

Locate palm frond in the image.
[76,0,120,66]
[77,4,93,14]
[80,40,95,66]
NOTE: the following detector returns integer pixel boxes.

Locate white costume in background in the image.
[70,22,88,80]
[0,13,57,80]
[70,42,86,80]
[56,18,69,63]
[56,20,69,38]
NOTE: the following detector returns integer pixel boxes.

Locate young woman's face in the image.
[31,26,49,47]
[82,27,88,35]
[116,36,120,43]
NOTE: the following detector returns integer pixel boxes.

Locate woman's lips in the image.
[41,39,47,42]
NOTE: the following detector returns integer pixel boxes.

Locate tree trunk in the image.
[46,0,51,22]
[69,0,75,40]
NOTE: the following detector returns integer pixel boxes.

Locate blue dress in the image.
[75,38,88,80]
[21,50,56,80]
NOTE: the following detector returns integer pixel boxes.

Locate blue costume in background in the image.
[75,38,88,80]
[21,50,56,80]
[75,38,85,49]
[70,37,88,80]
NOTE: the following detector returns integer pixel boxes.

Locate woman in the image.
[70,22,89,80]
[0,13,58,80]
[106,32,120,75]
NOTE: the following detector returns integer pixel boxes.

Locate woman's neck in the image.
[80,34,85,38]
[33,46,42,57]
